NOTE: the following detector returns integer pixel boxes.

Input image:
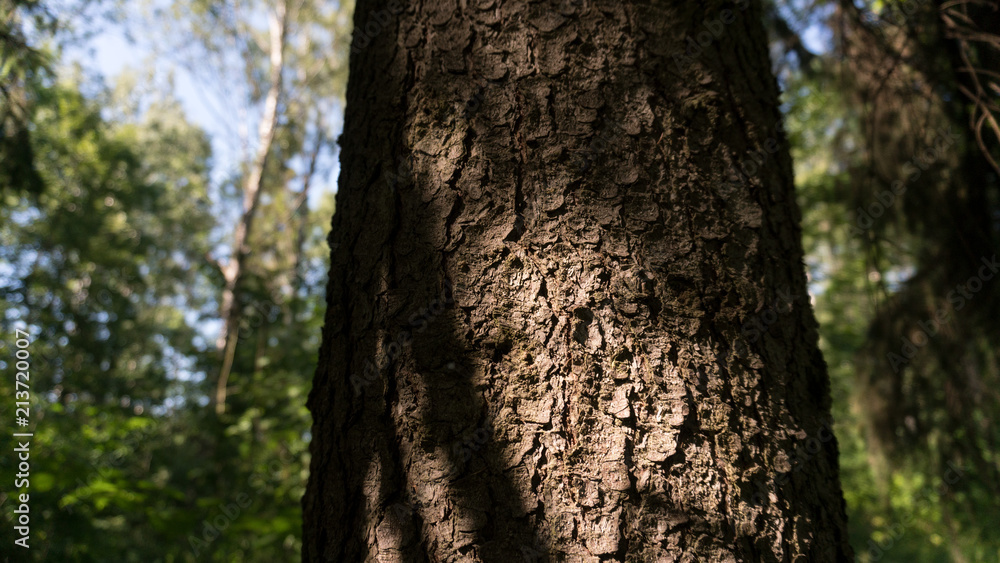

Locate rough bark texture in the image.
[304,1,853,561]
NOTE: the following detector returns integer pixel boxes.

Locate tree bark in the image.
[304,1,852,561]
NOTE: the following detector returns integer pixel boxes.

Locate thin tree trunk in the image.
[305,1,852,561]
[291,115,324,294]
[214,0,288,415]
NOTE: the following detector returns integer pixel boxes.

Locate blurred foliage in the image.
[775,0,1000,560]
[0,0,997,561]
[1,0,344,561]
[1,0,51,195]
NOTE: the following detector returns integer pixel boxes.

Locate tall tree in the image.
[213,0,289,415]
[304,0,852,560]
[819,1,1000,556]
[146,0,349,415]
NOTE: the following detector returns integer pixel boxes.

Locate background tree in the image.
[2,0,60,195]
[143,0,349,415]
[304,0,852,560]
[768,1,1000,559]
[1,0,347,559]
[0,70,216,559]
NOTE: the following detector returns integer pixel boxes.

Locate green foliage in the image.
[781,7,1000,557]
[0,2,342,557]
[1,0,52,195]
[1,76,203,559]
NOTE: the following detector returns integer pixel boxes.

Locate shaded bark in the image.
[305,1,852,561]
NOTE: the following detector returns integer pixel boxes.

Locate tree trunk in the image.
[214,0,288,415]
[304,1,852,561]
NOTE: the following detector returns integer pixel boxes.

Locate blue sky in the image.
[52,10,343,389]
[66,11,341,209]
